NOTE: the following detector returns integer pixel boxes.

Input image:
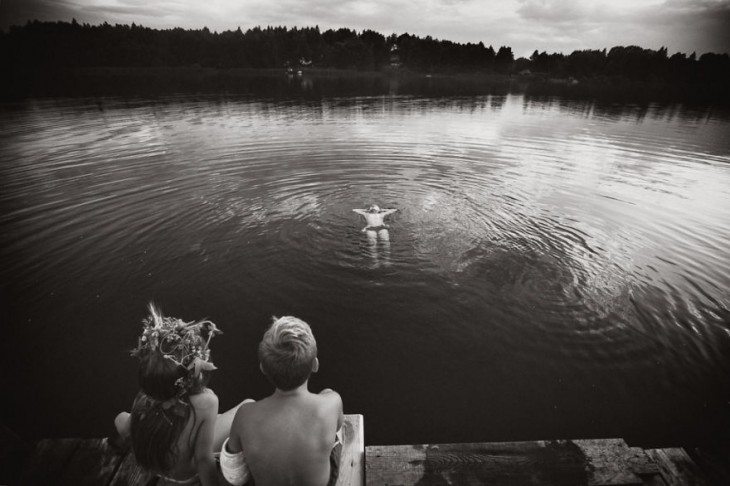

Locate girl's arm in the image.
[383,208,399,215]
[191,391,220,486]
[352,209,366,216]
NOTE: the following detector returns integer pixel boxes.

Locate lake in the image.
[1,88,729,447]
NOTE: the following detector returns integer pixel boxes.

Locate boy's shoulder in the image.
[242,389,341,418]
[313,389,343,418]
[317,388,342,402]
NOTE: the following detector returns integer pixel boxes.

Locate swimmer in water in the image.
[352,205,398,267]
[352,205,399,232]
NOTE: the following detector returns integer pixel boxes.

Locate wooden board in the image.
[60,438,125,485]
[337,414,365,486]
[108,450,153,486]
[366,439,662,486]
[645,448,710,486]
[18,437,126,486]
[686,445,730,486]
[18,438,82,486]
[573,439,655,485]
[0,423,32,484]
[367,440,588,486]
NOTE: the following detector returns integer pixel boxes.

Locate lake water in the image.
[1,91,729,447]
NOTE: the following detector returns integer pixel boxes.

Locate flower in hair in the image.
[131,303,222,396]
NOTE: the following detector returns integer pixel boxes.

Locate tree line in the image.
[2,19,729,83]
[524,47,729,83]
[1,20,515,72]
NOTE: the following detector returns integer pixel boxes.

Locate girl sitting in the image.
[115,304,245,486]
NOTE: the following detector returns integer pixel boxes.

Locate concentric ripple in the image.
[1,94,729,444]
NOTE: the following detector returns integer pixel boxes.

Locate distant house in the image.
[285,59,311,75]
[389,45,401,68]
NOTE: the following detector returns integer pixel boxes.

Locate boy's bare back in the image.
[225,316,343,486]
[230,387,342,486]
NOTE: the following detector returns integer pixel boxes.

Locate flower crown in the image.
[131,304,222,396]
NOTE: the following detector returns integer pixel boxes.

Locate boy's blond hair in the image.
[258,316,318,391]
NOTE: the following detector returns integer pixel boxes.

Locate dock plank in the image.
[645,448,710,486]
[19,438,82,486]
[0,423,33,484]
[367,440,599,485]
[686,445,730,486]
[337,414,365,486]
[573,439,650,485]
[18,437,125,486]
[107,451,153,486]
[61,438,125,485]
[365,439,675,486]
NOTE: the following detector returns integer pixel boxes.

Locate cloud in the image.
[1,0,727,55]
[643,0,730,53]
[576,0,730,54]
[81,2,181,20]
[236,0,428,33]
[517,0,597,22]
[0,0,76,27]
[509,0,730,55]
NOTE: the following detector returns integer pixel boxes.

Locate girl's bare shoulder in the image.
[189,388,218,411]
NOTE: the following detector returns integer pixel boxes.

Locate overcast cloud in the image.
[1,0,728,57]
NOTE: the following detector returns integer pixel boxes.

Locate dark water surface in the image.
[1,93,729,446]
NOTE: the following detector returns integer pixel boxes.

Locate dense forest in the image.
[1,20,729,102]
[3,20,729,78]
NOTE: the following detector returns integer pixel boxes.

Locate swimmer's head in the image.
[367,205,380,213]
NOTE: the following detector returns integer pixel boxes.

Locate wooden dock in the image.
[3,417,729,485]
[365,439,730,485]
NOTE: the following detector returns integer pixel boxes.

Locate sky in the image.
[0,0,728,58]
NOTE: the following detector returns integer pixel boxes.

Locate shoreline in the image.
[2,66,728,105]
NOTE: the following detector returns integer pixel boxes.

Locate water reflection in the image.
[1,94,729,445]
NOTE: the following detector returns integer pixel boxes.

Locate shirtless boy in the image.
[223,316,343,486]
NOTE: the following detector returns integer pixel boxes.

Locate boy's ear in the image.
[312,357,320,373]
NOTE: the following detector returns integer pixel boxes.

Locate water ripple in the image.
[1,94,729,443]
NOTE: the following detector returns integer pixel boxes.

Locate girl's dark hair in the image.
[129,351,207,473]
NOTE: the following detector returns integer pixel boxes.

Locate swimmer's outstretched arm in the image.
[382,208,399,215]
[352,209,367,216]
